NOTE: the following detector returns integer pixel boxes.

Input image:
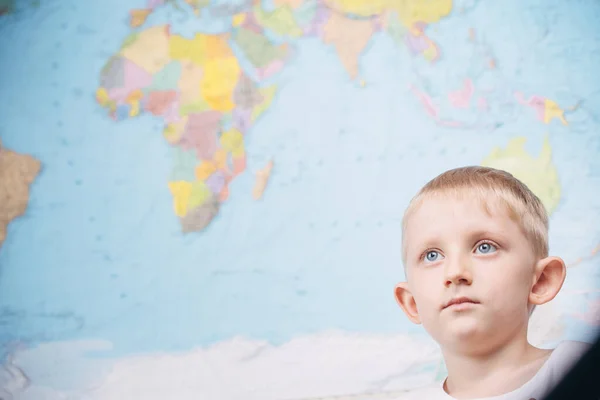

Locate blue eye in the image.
[476,242,497,254]
[424,250,442,262]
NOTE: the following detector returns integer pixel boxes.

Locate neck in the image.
[442,330,550,399]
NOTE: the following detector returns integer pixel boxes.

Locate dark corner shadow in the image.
[544,332,600,400]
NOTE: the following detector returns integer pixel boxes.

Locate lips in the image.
[443,297,480,309]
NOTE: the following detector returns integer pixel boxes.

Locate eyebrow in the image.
[408,228,507,256]
[405,238,442,263]
[465,229,507,243]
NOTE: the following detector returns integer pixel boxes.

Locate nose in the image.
[444,254,473,287]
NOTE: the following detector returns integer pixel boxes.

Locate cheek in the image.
[483,263,533,308]
[411,278,440,313]
[507,262,535,292]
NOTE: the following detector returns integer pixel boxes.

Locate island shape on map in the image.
[0,140,41,249]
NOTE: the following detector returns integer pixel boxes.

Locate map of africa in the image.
[0,0,599,399]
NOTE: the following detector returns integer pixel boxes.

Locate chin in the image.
[444,318,485,342]
[425,322,482,349]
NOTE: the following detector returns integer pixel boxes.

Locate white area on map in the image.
[1,303,564,400]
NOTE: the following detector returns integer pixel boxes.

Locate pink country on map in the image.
[448,79,474,108]
[514,91,576,125]
[405,21,441,62]
[409,84,464,128]
[448,78,490,113]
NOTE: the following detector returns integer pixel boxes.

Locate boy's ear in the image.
[529,256,566,306]
[394,282,422,324]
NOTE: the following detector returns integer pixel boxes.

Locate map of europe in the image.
[0,0,599,399]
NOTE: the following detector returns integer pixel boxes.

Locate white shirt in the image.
[396,341,590,400]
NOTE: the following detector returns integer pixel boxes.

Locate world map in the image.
[0,0,599,399]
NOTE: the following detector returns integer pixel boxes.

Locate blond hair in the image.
[402,166,549,261]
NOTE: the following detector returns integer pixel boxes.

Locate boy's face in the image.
[396,194,554,353]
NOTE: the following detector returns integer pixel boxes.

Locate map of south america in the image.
[0,141,40,249]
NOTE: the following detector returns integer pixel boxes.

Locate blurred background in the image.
[0,0,599,399]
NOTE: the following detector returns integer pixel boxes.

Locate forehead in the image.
[403,193,520,250]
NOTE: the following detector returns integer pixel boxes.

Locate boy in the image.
[394,166,590,399]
